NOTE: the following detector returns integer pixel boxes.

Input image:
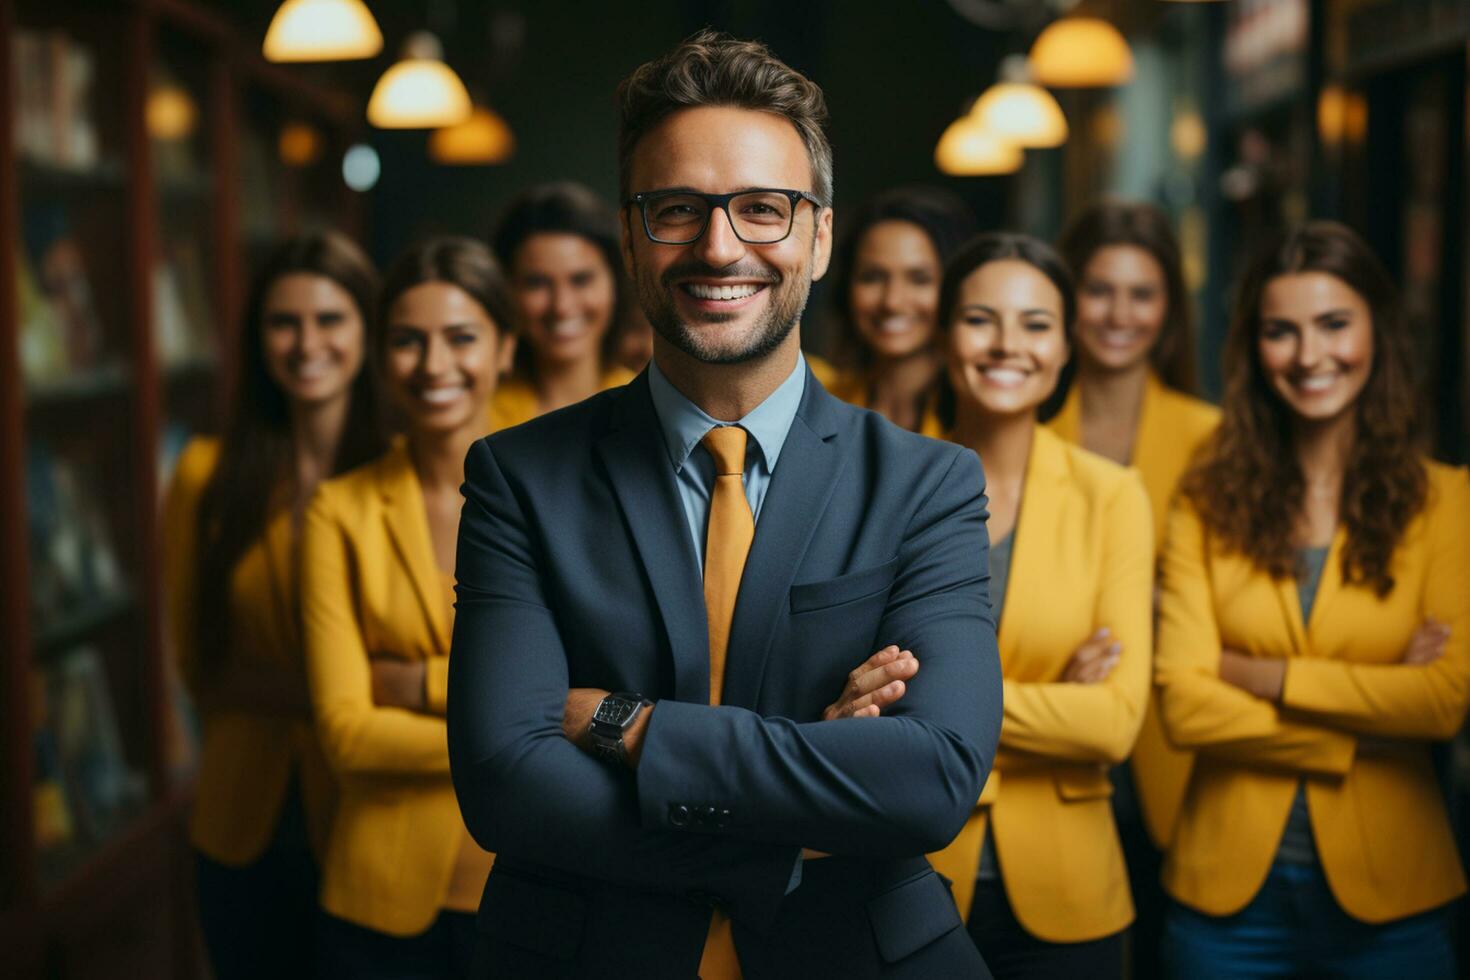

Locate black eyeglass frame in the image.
[625,188,824,245]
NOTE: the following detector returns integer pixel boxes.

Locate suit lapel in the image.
[378,443,449,656]
[720,373,847,709]
[596,374,711,703]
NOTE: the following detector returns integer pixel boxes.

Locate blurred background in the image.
[1,0,1467,976]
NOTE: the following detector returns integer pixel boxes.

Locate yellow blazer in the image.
[1155,462,1470,922]
[827,371,944,438]
[487,365,636,433]
[1048,372,1219,848]
[929,426,1154,943]
[162,438,334,865]
[301,441,490,936]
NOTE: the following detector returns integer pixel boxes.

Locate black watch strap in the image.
[588,692,652,765]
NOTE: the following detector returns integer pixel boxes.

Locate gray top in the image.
[1277,545,1331,865]
[987,531,1014,625]
[976,531,1014,881]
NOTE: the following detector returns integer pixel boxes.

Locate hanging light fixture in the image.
[368,31,473,129]
[970,55,1068,148]
[1028,17,1134,88]
[263,0,382,63]
[935,116,1022,176]
[429,105,515,165]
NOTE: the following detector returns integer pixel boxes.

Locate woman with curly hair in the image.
[1155,221,1469,978]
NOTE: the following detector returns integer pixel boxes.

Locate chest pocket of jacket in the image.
[789,557,899,614]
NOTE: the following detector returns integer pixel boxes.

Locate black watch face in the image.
[594,697,636,727]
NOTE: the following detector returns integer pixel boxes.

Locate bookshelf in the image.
[0,1,365,976]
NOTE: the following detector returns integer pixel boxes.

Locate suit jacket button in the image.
[669,804,691,828]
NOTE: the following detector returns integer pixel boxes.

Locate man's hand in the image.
[822,645,918,721]
[370,657,427,711]
[1059,629,1120,684]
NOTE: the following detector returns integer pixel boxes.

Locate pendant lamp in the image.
[935,116,1022,176]
[1028,17,1134,88]
[367,32,472,129]
[430,106,515,165]
[263,0,382,63]
[971,55,1068,148]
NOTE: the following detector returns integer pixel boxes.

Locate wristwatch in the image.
[589,692,653,765]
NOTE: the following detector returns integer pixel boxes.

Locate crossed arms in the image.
[446,438,1000,925]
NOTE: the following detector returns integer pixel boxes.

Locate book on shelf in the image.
[38,646,148,852]
[12,29,100,171]
[20,202,106,388]
[26,441,126,633]
[31,668,76,852]
[153,235,214,368]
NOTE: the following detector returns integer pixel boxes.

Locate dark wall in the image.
[367,0,1013,346]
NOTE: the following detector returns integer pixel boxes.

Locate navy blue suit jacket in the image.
[448,366,1001,978]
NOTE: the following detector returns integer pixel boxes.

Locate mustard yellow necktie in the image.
[697,425,753,979]
[700,425,754,707]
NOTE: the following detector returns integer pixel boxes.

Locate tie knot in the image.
[701,425,748,476]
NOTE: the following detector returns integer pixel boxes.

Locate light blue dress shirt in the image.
[647,352,807,572]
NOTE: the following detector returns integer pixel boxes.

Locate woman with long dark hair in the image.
[927,234,1152,979]
[163,232,384,978]
[302,237,516,977]
[1049,200,1219,976]
[1156,221,1469,978]
[827,185,975,434]
[488,182,635,429]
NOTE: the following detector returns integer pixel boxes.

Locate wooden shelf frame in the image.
[0,1,367,975]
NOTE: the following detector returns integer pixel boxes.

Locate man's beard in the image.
[633,258,810,365]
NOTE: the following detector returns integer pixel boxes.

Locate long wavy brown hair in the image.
[1182,221,1426,595]
[194,233,385,679]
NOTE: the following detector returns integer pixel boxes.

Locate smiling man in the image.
[447,31,1000,979]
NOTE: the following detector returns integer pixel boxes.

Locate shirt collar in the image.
[647,352,807,474]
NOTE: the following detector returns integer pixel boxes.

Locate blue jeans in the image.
[1162,858,1455,979]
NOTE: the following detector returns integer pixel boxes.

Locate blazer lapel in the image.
[595,374,711,703]
[378,443,449,656]
[1301,526,1347,649]
[720,372,847,709]
[994,427,1067,673]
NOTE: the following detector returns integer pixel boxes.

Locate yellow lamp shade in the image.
[146,84,196,141]
[263,0,382,63]
[935,116,1022,176]
[971,82,1068,148]
[1028,18,1134,88]
[430,106,516,165]
[368,32,472,129]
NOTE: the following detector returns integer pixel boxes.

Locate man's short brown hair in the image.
[616,30,833,208]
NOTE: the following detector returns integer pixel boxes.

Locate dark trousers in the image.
[1112,761,1165,979]
[194,842,318,980]
[317,909,478,980]
[1162,859,1455,980]
[968,878,1126,980]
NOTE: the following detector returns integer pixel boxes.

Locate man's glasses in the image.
[626,189,822,245]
